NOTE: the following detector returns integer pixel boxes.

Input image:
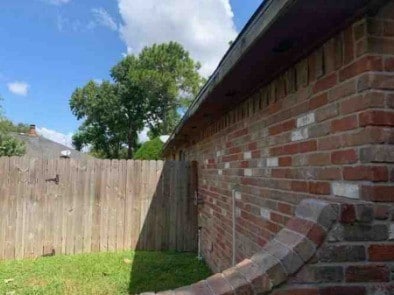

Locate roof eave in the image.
[163,0,294,155]
[163,0,387,156]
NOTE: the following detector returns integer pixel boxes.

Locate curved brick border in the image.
[140,199,339,295]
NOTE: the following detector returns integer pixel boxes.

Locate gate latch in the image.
[46,174,60,185]
[194,190,204,205]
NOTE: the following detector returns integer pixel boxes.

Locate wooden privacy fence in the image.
[0,157,198,260]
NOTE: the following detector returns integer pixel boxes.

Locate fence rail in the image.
[0,157,198,260]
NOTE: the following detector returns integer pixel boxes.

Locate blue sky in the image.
[0,0,262,146]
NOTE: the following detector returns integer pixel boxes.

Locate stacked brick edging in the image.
[140,199,339,295]
[278,200,394,295]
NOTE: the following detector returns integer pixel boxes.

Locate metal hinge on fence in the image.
[46,174,60,185]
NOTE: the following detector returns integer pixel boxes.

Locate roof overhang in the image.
[163,0,387,156]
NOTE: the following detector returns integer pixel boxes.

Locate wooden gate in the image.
[0,157,198,260]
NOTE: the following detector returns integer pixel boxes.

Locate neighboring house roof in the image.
[12,133,90,160]
[163,0,385,155]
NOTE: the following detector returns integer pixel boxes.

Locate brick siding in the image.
[161,2,394,294]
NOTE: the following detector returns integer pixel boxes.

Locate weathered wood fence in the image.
[0,157,198,260]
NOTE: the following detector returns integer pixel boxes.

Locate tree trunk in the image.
[127,132,133,159]
[114,142,120,159]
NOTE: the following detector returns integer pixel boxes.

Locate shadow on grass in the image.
[128,161,208,294]
[128,251,211,294]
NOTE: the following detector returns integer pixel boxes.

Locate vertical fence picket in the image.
[124,160,133,249]
[0,158,7,259]
[91,159,101,252]
[131,160,141,250]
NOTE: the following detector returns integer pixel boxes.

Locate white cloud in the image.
[56,14,66,32]
[92,8,118,31]
[42,0,71,5]
[7,82,29,96]
[57,14,89,32]
[118,0,238,76]
[93,79,103,84]
[36,127,74,149]
[138,126,150,143]
[36,126,153,150]
[138,129,169,143]
[56,9,117,33]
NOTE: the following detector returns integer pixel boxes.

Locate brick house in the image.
[161,0,393,294]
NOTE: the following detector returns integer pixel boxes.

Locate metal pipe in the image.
[197,226,203,260]
[232,189,236,266]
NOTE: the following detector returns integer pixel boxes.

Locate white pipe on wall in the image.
[197,226,203,260]
[232,189,236,266]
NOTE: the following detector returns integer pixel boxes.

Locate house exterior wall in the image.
[177,2,393,292]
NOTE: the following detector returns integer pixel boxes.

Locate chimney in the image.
[28,124,38,137]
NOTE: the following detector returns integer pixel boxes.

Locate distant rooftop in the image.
[11,125,90,160]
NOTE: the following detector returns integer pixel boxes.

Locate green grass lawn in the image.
[0,251,211,295]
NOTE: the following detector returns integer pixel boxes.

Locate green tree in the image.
[0,99,26,156]
[70,81,134,159]
[0,132,26,157]
[134,137,163,160]
[136,42,204,136]
[70,42,204,159]
[0,119,30,133]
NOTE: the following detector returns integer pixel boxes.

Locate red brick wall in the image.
[178,2,393,288]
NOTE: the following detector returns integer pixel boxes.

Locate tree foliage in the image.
[70,81,130,159]
[134,137,164,160]
[0,101,26,157]
[70,42,204,159]
[0,132,26,157]
[0,119,30,133]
